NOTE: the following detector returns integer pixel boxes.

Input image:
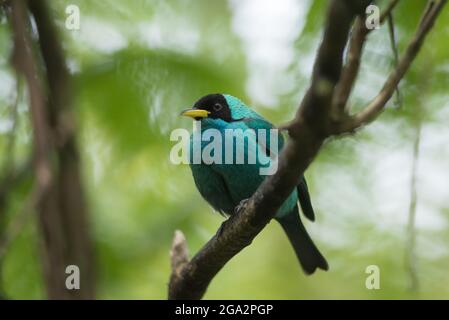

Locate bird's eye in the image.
[213,103,222,112]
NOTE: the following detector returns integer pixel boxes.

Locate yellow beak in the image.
[180,108,210,119]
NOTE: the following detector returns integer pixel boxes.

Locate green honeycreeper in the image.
[181,94,328,275]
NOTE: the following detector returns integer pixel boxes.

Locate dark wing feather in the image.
[243,117,316,222]
[297,177,315,222]
[241,117,284,158]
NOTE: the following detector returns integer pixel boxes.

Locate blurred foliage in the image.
[0,0,448,299]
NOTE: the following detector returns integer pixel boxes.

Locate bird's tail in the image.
[276,207,328,275]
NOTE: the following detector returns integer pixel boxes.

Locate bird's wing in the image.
[241,117,284,157]
[297,176,316,222]
[242,118,316,222]
[208,121,271,211]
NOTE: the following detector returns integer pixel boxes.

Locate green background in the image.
[0,0,448,299]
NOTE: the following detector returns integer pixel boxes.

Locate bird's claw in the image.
[217,199,250,238]
[234,198,250,215]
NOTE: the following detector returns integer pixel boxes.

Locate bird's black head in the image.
[181,94,234,122]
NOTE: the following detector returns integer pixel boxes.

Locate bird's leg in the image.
[234,198,250,215]
[216,199,251,238]
[216,199,250,238]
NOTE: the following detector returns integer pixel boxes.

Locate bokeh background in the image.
[0,0,448,299]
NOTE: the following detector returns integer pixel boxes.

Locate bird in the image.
[181,93,328,275]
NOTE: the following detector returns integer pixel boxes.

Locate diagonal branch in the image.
[387,12,402,108]
[332,0,402,116]
[348,0,446,129]
[379,0,401,25]
[332,16,367,116]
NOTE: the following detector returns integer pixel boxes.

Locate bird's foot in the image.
[217,199,250,238]
[234,198,250,215]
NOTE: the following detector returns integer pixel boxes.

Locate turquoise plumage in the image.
[182,94,328,274]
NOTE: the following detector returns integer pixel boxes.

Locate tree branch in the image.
[332,16,367,117]
[380,0,401,25]
[9,0,52,189]
[0,73,23,239]
[348,0,446,129]
[169,230,189,282]
[332,0,402,116]
[405,120,421,293]
[9,0,95,299]
[387,12,402,108]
